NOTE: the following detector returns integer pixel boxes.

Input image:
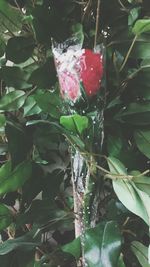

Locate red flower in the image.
[54,47,103,102]
[79,49,103,97]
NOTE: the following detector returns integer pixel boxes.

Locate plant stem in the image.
[119,35,137,72]
[94,0,101,49]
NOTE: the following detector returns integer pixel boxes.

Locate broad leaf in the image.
[0,203,13,231]
[131,170,150,196]
[62,237,81,260]
[134,129,150,159]
[0,232,40,255]
[115,102,150,125]
[107,134,123,157]
[35,91,62,118]
[28,58,57,88]
[131,241,150,267]
[23,95,41,117]
[5,122,33,167]
[108,157,150,225]
[0,66,31,89]
[6,37,35,64]
[16,199,72,227]
[0,161,32,196]
[117,254,126,267]
[128,7,140,26]
[133,19,150,35]
[60,114,89,134]
[0,91,26,112]
[0,0,22,36]
[0,114,6,132]
[84,221,122,267]
[71,23,84,45]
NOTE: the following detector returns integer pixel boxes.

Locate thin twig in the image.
[81,0,92,22]
[119,35,137,72]
[94,0,101,49]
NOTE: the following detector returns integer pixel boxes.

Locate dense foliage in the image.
[0,0,150,266]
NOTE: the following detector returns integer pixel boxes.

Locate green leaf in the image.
[0,161,32,196]
[84,221,122,267]
[131,241,150,267]
[107,134,123,157]
[0,38,5,57]
[23,95,41,116]
[117,254,126,267]
[62,237,81,260]
[28,58,57,88]
[133,19,150,35]
[6,37,35,64]
[108,157,150,225]
[35,91,62,118]
[0,232,40,255]
[5,122,33,167]
[134,129,150,158]
[71,23,84,45]
[16,199,71,227]
[0,0,22,36]
[0,90,26,111]
[128,7,141,26]
[0,203,13,231]
[69,135,85,149]
[131,170,150,196]
[0,114,6,131]
[0,66,31,89]
[0,161,11,179]
[60,114,89,134]
[22,163,43,205]
[115,102,150,125]
[132,41,150,59]
[31,5,67,44]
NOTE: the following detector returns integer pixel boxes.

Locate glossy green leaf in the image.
[0,0,22,36]
[133,19,150,35]
[60,114,89,134]
[107,134,123,157]
[131,170,150,196]
[0,203,13,231]
[62,237,81,260]
[131,241,150,267]
[84,221,122,267]
[128,7,140,26]
[108,157,150,225]
[0,161,32,196]
[0,161,11,178]
[6,37,35,64]
[134,129,150,158]
[23,95,41,116]
[0,91,26,112]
